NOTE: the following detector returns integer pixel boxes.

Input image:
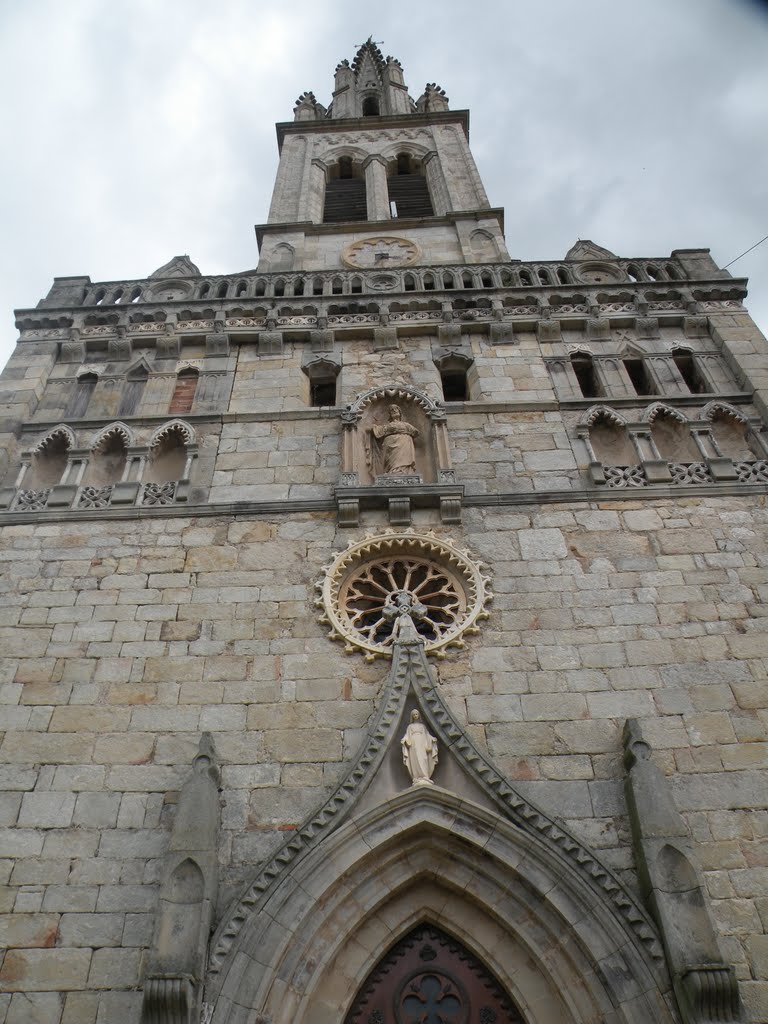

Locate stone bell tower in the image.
[257,37,509,274]
[2,30,768,1024]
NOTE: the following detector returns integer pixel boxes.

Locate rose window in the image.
[317,532,492,660]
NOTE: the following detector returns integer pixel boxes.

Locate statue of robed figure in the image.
[401,709,438,786]
[370,403,419,475]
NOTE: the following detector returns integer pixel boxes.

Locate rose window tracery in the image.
[317,532,492,660]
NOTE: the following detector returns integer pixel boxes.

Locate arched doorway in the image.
[205,643,676,1024]
[344,923,525,1024]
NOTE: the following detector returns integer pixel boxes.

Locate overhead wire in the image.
[722,233,768,270]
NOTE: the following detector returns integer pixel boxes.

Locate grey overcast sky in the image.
[1,0,767,366]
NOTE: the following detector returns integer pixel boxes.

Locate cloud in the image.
[0,0,767,364]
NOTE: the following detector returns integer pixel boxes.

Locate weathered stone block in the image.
[0,913,59,948]
[518,527,568,560]
[6,991,65,1024]
[18,793,76,829]
[0,948,91,991]
[88,948,142,988]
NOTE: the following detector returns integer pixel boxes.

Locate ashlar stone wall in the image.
[0,496,767,1021]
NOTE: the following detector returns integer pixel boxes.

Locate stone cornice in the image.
[1,480,767,527]
[274,108,471,151]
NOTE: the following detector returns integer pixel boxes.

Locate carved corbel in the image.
[536,317,562,342]
[623,720,742,1024]
[60,333,86,362]
[373,327,398,351]
[310,329,334,352]
[108,336,133,361]
[205,332,230,357]
[684,315,709,338]
[586,317,610,340]
[258,331,283,355]
[635,316,660,339]
[437,323,462,348]
[157,335,181,359]
[489,321,516,344]
[141,734,221,1024]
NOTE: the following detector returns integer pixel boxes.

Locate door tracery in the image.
[344,924,526,1024]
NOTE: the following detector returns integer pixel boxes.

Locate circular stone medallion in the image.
[574,262,624,284]
[342,236,421,269]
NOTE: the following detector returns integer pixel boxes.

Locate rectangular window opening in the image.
[623,358,656,396]
[571,358,600,399]
[441,371,468,402]
[310,378,337,407]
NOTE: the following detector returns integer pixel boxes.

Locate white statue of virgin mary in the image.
[401,709,438,786]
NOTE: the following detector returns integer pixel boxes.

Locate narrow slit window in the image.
[66,373,98,419]
[169,369,199,415]
[623,358,656,396]
[672,349,707,393]
[570,354,600,398]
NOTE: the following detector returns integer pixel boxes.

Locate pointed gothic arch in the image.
[205,641,674,1024]
[702,401,755,461]
[207,789,674,1023]
[701,400,748,425]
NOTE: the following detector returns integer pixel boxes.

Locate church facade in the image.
[0,40,767,1024]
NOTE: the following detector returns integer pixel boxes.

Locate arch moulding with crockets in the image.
[203,640,676,1024]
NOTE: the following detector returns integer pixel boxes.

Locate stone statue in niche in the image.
[401,709,438,786]
[371,404,419,475]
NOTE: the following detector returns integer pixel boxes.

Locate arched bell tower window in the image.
[387,152,434,218]
[323,158,367,223]
[435,351,474,402]
[623,355,656,396]
[362,95,380,116]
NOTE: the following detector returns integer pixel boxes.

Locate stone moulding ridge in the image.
[207,639,664,982]
[2,479,768,526]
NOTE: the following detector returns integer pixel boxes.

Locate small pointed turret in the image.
[293,91,326,122]
[327,38,416,119]
[416,83,450,113]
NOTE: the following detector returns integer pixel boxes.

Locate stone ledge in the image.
[0,478,766,526]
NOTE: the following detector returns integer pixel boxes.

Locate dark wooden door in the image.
[344,924,526,1024]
